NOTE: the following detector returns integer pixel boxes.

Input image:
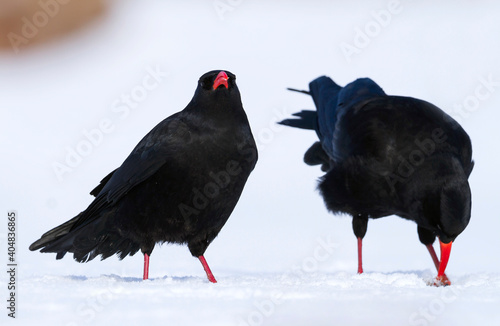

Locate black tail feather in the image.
[31,207,141,263]
[287,87,311,95]
[29,213,83,251]
[278,110,317,130]
[37,224,141,263]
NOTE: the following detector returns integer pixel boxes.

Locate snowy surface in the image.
[2,0,500,325]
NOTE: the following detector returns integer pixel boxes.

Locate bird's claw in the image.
[430,274,451,287]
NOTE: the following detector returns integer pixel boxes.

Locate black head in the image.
[415,157,472,244]
[191,70,240,103]
[184,70,243,118]
[184,70,249,126]
[436,178,472,243]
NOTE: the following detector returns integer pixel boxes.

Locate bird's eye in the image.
[201,77,213,90]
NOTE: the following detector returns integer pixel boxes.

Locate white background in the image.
[1,1,500,325]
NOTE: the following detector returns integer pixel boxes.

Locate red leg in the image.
[425,244,440,271]
[143,253,150,280]
[357,237,363,274]
[198,255,217,283]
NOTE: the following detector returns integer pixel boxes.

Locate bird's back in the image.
[332,96,473,174]
[309,77,386,159]
[318,95,473,219]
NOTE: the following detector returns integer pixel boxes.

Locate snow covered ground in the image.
[2,0,500,325]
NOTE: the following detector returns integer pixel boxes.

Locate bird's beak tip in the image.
[213,71,229,90]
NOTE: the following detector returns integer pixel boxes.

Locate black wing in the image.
[29,113,193,252]
[73,114,192,233]
[89,169,117,197]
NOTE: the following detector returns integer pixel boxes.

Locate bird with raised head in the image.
[30,70,258,283]
[279,76,473,286]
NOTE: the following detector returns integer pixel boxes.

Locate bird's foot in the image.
[429,274,451,287]
[206,273,217,283]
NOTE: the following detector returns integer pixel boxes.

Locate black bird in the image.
[279,76,473,286]
[30,70,258,283]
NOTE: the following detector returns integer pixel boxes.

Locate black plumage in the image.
[280,76,473,286]
[30,70,258,282]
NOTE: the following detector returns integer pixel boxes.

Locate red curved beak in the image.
[437,240,452,276]
[435,240,452,286]
[213,71,229,90]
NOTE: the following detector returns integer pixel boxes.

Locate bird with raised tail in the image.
[30,70,258,283]
[279,76,473,286]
